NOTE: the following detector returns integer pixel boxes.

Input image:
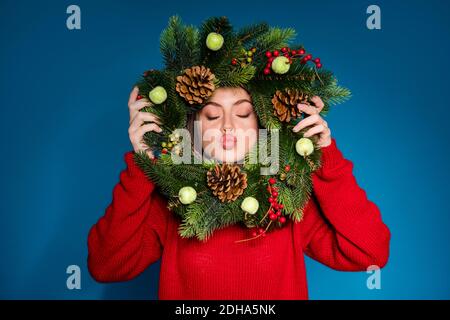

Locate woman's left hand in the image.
[292,96,332,148]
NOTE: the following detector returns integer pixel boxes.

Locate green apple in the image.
[178,186,197,205]
[206,32,224,51]
[295,138,314,157]
[241,196,259,215]
[271,56,291,74]
[149,86,167,104]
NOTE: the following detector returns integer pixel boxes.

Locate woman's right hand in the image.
[128,87,162,159]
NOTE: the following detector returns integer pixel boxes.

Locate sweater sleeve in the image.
[301,138,390,271]
[87,151,170,282]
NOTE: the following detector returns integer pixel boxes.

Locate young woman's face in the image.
[197,87,259,163]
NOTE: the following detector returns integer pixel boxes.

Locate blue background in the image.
[1,0,449,299]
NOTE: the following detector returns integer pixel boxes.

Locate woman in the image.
[87,85,390,299]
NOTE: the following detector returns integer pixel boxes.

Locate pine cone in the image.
[272,89,310,123]
[206,164,248,203]
[176,65,215,105]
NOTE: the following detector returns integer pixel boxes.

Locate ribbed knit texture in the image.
[87,138,390,299]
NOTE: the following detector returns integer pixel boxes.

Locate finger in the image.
[146,149,155,160]
[303,124,327,138]
[297,103,319,116]
[310,96,325,112]
[128,86,139,107]
[129,99,151,112]
[292,114,321,132]
[129,99,152,121]
[135,123,162,138]
[130,110,162,128]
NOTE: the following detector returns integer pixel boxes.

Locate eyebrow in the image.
[203,99,252,108]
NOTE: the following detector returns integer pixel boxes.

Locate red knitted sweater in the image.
[87,138,390,299]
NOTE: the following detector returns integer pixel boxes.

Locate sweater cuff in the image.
[124,151,150,180]
[314,138,346,176]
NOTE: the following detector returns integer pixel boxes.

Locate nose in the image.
[222,113,234,133]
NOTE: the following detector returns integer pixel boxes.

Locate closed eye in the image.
[206,116,220,120]
[237,113,251,118]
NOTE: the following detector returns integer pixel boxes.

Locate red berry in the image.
[269,178,276,185]
[281,47,288,53]
[278,204,284,209]
[136,95,143,100]
[258,228,264,234]
[273,50,279,57]
[263,68,271,75]
[272,191,278,198]
[301,58,307,64]
[269,213,277,220]
[291,50,297,55]
[299,49,305,55]
[231,59,237,65]
[272,204,279,210]
[276,211,281,217]
[279,216,286,223]
[316,63,322,69]
[284,53,290,58]
[265,51,272,58]
[306,54,312,60]
[266,62,272,68]
[314,58,321,64]
[268,197,274,203]
[161,148,168,154]
[284,165,291,172]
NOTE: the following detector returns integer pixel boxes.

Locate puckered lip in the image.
[221,134,237,149]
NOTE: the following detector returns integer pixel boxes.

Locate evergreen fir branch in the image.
[179,196,224,241]
[134,152,183,196]
[278,185,295,214]
[160,15,200,73]
[250,92,281,130]
[215,65,256,87]
[235,22,270,46]
[315,79,351,113]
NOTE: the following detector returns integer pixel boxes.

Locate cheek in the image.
[199,120,221,148]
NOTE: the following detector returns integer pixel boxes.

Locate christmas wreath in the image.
[133,16,350,242]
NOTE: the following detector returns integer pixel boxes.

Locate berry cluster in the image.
[231,47,257,67]
[161,132,182,155]
[279,164,291,181]
[249,177,286,238]
[263,47,322,75]
[267,177,286,223]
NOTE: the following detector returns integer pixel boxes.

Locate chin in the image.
[220,150,246,164]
